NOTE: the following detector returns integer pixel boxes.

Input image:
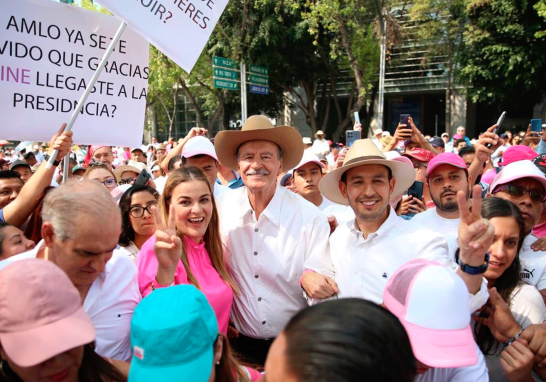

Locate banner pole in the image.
[48,21,128,170]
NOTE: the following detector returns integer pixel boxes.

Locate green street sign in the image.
[249,75,269,86]
[249,64,268,76]
[214,78,238,91]
[214,68,238,80]
[213,56,237,69]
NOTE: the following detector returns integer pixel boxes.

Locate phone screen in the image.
[407,181,424,201]
[135,169,150,186]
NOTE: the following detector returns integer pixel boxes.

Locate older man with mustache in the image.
[213,116,330,367]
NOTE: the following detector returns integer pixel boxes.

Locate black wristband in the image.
[458,253,490,275]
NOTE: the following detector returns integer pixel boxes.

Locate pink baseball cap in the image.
[453,134,463,140]
[490,160,546,194]
[498,145,538,167]
[383,259,477,368]
[425,152,467,179]
[0,259,95,367]
[182,136,218,161]
[294,150,325,171]
[403,148,435,163]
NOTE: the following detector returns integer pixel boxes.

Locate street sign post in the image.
[213,56,237,69]
[249,64,269,76]
[249,84,269,95]
[249,74,268,86]
[214,79,238,90]
[214,67,238,80]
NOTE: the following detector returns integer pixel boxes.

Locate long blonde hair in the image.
[160,167,239,294]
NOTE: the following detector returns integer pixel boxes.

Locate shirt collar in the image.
[350,206,398,241]
[242,185,282,227]
[183,236,206,250]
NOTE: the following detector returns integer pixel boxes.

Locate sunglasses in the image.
[494,184,546,203]
[94,178,117,189]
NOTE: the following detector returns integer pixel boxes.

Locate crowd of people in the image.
[2,114,546,382]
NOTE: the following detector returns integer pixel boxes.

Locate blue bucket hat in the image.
[128,285,218,382]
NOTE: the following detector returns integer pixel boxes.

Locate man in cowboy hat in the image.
[301,139,492,310]
[214,115,330,366]
[312,130,330,156]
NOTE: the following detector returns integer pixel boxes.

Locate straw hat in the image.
[214,115,304,171]
[319,139,415,205]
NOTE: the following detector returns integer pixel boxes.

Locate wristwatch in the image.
[458,253,489,275]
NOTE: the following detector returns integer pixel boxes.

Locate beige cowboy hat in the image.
[315,130,325,137]
[214,115,304,171]
[319,139,415,205]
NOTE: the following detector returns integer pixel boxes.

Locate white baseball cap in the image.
[383,259,477,368]
[182,136,218,161]
[302,137,312,145]
[490,160,546,194]
[294,151,325,171]
[114,160,147,182]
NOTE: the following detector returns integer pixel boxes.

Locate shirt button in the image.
[253,251,258,256]
[254,228,259,232]
[254,275,259,278]
[262,321,266,325]
[258,297,262,301]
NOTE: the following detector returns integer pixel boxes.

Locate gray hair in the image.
[235,140,283,162]
[42,180,121,241]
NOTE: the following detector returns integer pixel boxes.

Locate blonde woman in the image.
[136,167,238,335]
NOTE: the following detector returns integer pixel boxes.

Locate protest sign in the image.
[98,0,229,73]
[0,0,149,147]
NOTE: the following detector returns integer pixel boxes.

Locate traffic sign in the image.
[214,68,238,80]
[214,79,238,91]
[213,56,237,69]
[249,75,269,86]
[249,64,268,76]
[249,84,269,95]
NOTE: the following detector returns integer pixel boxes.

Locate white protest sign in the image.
[98,0,229,73]
[0,0,149,147]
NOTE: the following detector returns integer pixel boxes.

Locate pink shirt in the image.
[136,235,233,335]
[533,220,546,238]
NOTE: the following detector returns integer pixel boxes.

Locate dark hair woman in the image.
[466,197,546,381]
[262,298,416,382]
[116,185,159,261]
[0,223,35,261]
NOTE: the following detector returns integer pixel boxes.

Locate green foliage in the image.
[458,0,546,105]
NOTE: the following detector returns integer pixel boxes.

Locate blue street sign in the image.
[249,84,269,95]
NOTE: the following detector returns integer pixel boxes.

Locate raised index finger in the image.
[470,184,483,222]
[457,190,472,224]
[151,204,166,232]
[167,203,177,232]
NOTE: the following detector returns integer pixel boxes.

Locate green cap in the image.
[128,285,218,382]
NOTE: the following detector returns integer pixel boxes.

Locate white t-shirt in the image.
[154,175,167,194]
[214,183,231,198]
[411,208,460,260]
[416,344,489,382]
[482,283,546,382]
[318,196,337,211]
[322,204,355,223]
[519,234,546,290]
[0,242,141,361]
[312,139,330,155]
[114,242,140,261]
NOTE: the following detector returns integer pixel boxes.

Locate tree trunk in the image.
[177,79,205,127]
[445,40,452,135]
[302,81,317,133]
[338,16,366,113]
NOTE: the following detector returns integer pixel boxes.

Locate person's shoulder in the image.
[521,234,546,257]
[281,188,323,216]
[410,208,434,223]
[106,249,138,277]
[216,184,246,202]
[513,283,544,302]
[0,250,37,272]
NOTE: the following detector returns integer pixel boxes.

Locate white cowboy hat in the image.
[319,139,415,205]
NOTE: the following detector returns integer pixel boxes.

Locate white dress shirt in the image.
[411,208,460,260]
[305,207,489,312]
[312,139,330,155]
[0,242,141,361]
[217,186,330,339]
[519,234,546,290]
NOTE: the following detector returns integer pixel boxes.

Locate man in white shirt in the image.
[214,115,330,366]
[302,139,492,310]
[312,130,330,155]
[488,160,546,300]
[412,152,472,258]
[0,180,140,362]
[292,151,337,211]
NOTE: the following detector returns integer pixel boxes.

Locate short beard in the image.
[348,197,389,222]
[431,188,469,213]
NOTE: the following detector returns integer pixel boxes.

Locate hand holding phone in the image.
[531,119,543,134]
[486,111,506,148]
[346,130,361,148]
[400,114,411,129]
[135,169,151,186]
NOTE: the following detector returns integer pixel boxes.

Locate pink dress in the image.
[136,235,233,335]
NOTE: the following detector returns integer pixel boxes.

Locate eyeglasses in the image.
[94,178,117,189]
[130,202,158,218]
[494,184,546,203]
[119,177,136,185]
[413,163,428,171]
